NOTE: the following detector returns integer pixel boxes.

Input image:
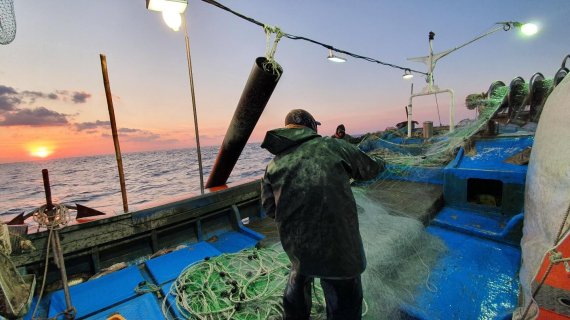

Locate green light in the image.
[521,23,538,36]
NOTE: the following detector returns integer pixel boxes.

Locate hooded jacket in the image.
[261,126,381,278]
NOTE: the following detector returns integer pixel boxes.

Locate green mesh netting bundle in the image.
[353,189,446,319]
[164,245,327,319]
[0,0,16,45]
[364,81,540,169]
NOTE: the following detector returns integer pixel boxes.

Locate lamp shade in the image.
[146,0,187,13]
[327,49,346,63]
[403,69,413,80]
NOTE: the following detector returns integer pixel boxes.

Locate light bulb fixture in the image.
[402,69,413,80]
[146,0,187,32]
[146,0,187,13]
[520,23,538,36]
[327,49,346,63]
[162,10,182,31]
[499,21,538,36]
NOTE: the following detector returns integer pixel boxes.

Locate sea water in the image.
[0,143,272,219]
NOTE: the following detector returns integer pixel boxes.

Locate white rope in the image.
[263,24,283,79]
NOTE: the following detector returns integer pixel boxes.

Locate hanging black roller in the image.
[553,55,569,87]
[507,76,527,119]
[205,57,283,188]
[486,80,506,99]
[527,72,546,121]
[487,81,510,116]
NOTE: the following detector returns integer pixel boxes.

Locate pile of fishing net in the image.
[354,189,446,319]
[361,78,554,170]
[164,191,446,319]
[163,245,326,319]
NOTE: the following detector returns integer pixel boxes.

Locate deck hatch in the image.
[467,178,503,207]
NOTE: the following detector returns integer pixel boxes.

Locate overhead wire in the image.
[199,0,428,76]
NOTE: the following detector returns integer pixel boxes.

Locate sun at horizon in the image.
[27,144,55,159]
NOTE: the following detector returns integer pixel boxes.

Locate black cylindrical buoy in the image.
[206,57,283,188]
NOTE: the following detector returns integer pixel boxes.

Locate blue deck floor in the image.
[27,230,263,320]
[402,226,521,320]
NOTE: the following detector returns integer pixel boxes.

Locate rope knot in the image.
[263,24,283,79]
[548,249,570,273]
[549,249,564,263]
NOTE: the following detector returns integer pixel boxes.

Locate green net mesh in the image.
[0,0,16,45]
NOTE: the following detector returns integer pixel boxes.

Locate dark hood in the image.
[261,127,321,155]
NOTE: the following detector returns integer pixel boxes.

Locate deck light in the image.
[146,0,187,31]
[327,49,346,63]
[161,10,182,31]
[520,23,538,36]
[500,21,539,36]
[146,0,187,13]
[403,69,413,80]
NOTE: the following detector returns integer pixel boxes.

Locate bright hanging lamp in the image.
[146,0,187,31]
[402,69,413,80]
[520,23,538,36]
[327,49,346,63]
[146,0,187,13]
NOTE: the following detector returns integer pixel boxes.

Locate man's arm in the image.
[348,147,384,181]
[261,172,276,219]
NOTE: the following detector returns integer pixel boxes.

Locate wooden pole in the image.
[99,54,129,213]
[182,15,205,194]
[41,169,74,318]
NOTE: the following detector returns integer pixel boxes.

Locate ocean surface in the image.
[0,143,272,220]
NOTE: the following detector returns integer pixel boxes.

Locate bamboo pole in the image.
[99,54,129,213]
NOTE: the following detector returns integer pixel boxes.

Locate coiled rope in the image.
[163,245,369,319]
[32,204,70,230]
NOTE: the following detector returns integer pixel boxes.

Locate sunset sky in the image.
[1,1,568,163]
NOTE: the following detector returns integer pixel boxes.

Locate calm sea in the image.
[0,143,272,220]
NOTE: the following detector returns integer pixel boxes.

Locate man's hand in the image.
[369,154,386,172]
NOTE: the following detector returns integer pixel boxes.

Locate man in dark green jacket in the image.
[332,124,366,144]
[261,109,382,319]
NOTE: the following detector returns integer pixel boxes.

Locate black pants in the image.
[283,269,363,320]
